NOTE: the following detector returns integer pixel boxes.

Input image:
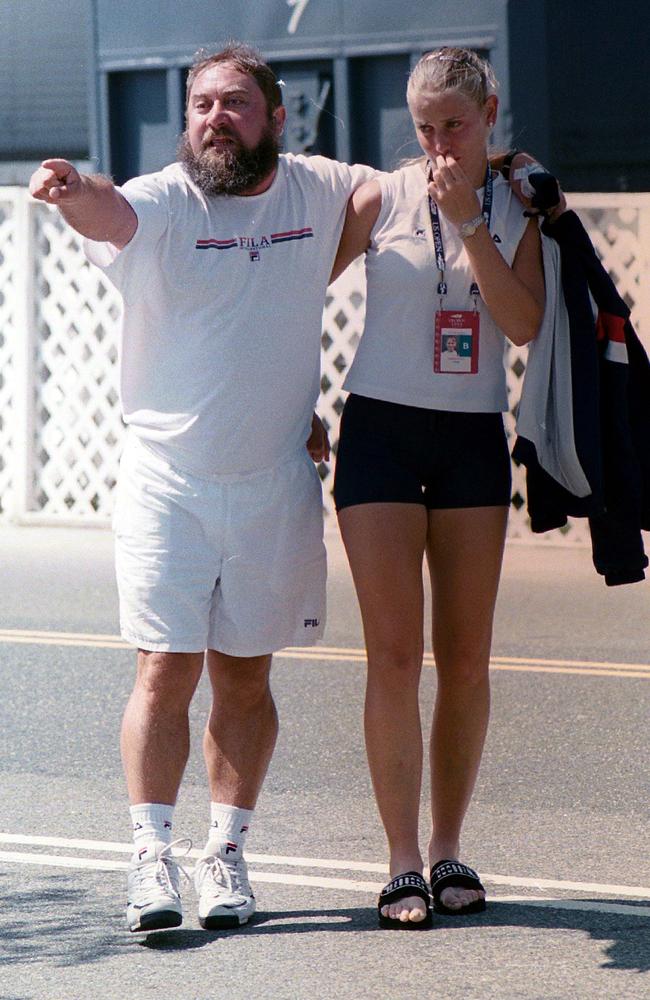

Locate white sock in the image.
[129,802,174,849]
[205,802,253,860]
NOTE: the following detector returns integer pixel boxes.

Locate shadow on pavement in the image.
[139,906,375,950]
[428,899,650,974]
[0,874,129,968]
[1,874,647,978]
[141,899,650,974]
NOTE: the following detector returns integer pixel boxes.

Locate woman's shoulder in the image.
[492,171,526,215]
[388,158,427,184]
[490,171,533,252]
[376,159,427,202]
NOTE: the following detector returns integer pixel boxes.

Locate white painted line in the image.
[1,850,649,918]
[0,832,142,854]
[2,834,650,901]
[494,896,650,918]
[241,870,380,893]
[482,872,650,898]
[0,833,380,870]
[0,850,128,872]
[0,832,386,872]
[0,850,375,889]
[248,851,386,874]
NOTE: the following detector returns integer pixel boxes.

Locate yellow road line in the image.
[0,629,128,649]
[489,663,650,679]
[1,629,648,678]
[0,629,121,641]
[279,650,650,679]
[303,646,650,672]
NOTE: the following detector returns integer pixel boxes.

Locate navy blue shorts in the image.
[333,394,512,512]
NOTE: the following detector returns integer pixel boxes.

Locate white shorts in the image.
[113,434,327,655]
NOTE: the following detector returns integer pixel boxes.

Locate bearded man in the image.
[29,42,373,933]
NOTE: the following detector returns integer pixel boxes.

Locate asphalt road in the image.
[1,523,649,1000]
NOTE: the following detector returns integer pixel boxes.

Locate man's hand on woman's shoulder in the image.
[491,150,567,224]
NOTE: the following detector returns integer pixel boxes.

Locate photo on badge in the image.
[434,310,479,374]
[440,331,472,372]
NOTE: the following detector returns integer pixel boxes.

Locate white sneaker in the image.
[126,838,192,932]
[194,851,256,929]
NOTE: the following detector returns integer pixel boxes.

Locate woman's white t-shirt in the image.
[343,161,529,412]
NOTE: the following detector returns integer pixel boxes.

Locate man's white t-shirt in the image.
[85,154,373,477]
[343,162,529,412]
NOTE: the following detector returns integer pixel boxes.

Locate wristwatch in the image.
[457,214,485,240]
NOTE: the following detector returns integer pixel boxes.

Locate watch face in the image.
[460,216,482,238]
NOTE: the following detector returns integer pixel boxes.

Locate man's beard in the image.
[179,124,281,196]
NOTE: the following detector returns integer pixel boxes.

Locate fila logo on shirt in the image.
[304,618,320,628]
[196,227,314,262]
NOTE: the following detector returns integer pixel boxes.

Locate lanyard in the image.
[428,164,493,307]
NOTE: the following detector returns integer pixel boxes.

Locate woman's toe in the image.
[440,886,483,910]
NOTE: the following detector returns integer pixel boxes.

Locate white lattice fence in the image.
[33,208,122,517]
[1,190,649,537]
[0,193,18,515]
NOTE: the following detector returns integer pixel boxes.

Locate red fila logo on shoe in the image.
[138,847,148,860]
[225,841,238,854]
[240,825,249,833]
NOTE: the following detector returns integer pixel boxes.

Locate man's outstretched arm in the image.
[29,159,137,249]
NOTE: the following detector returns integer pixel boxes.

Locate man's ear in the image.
[273,106,287,136]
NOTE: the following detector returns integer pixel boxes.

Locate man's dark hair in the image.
[185,42,283,116]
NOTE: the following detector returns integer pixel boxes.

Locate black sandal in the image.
[377,871,432,929]
[430,859,487,915]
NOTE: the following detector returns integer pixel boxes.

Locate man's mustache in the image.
[202,127,240,150]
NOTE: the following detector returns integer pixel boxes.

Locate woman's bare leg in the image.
[426,505,508,910]
[339,502,429,923]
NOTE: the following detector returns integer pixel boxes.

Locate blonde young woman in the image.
[331,48,545,927]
